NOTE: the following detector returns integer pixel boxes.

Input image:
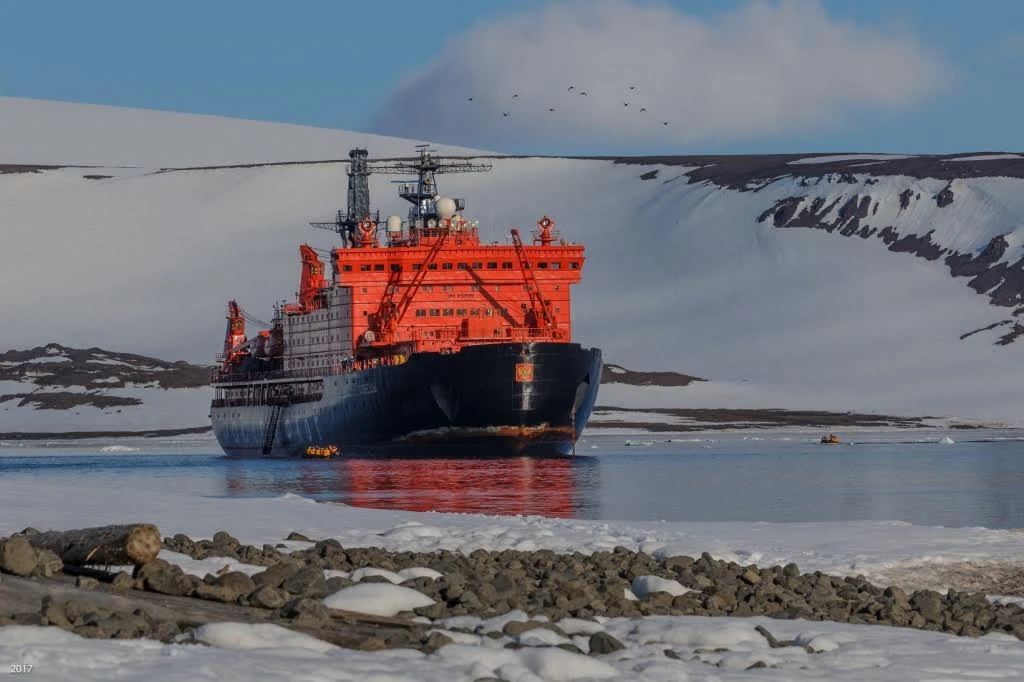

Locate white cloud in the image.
[368,0,946,152]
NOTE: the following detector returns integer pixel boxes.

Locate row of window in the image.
[343,261,580,273]
[415,308,494,318]
[413,306,561,318]
[360,283,560,294]
[292,335,340,345]
[288,310,338,323]
[399,284,563,293]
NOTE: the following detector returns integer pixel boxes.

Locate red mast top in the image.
[283,245,327,314]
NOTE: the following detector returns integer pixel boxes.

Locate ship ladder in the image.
[261,404,283,455]
[570,410,577,457]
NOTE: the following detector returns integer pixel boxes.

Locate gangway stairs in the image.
[261,404,283,455]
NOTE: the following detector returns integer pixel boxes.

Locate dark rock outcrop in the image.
[600,364,704,387]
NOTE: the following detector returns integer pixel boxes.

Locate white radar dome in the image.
[386,215,402,233]
[436,197,457,219]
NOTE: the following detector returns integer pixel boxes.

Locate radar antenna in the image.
[310,147,492,245]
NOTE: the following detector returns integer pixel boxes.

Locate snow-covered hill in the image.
[3,97,1023,427]
[0,97,485,167]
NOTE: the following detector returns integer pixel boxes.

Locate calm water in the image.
[3,431,1024,528]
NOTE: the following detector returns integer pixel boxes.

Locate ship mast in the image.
[374,145,492,227]
[310,147,491,247]
[346,148,372,240]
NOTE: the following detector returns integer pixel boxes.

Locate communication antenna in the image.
[310,147,492,246]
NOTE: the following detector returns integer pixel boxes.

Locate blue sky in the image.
[1,0,1021,154]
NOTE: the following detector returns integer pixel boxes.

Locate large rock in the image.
[250,585,288,609]
[192,583,238,603]
[252,561,301,589]
[135,559,193,596]
[282,566,328,598]
[910,590,945,624]
[34,549,64,577]
[279,596,331,627]
[0,536,38,576]
[421,631,454,653]
[215,571,256,602]
[588,631,625,655]
[211,531,240,552]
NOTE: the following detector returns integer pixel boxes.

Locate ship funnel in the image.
[436,197,457,219]
[386,215,402,233]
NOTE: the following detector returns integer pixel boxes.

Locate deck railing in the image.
[212,327,566,384]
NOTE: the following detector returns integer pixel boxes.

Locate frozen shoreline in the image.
[5,515,1024,682]
[5,472,1024,680]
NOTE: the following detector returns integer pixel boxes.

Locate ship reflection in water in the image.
[223,456,600,518]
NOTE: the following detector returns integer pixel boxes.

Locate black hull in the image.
[211,342,602,457]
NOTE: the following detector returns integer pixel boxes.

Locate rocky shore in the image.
[4,528,1024,655]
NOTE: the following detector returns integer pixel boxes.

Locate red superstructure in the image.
[338,214,582,356]
[220,147,586,373]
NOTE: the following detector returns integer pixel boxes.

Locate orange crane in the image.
[367,229,450,345]
[221,300,246,366]
[510,228,555,330]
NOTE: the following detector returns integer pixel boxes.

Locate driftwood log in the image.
[25,524,161,567]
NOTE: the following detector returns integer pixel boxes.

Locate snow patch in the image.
[946,154,1024,162]
[191,622,338,653]
[631,575,692,598]
[517,646,619,679]
[789,154,912,164]
[322,583,434,616]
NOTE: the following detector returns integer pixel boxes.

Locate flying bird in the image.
[548,107,556,112]
[466,97,473,102]
[639,107,646,112]
[512,94,519,99]
[579,91,587,96]
[623,102,629,107]
[567,86,575,92]
[662,121,669,125]
[628,85,636,90]
[503,112,510,117]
